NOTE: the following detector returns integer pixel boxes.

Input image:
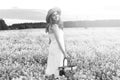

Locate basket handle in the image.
[63,57,68,67]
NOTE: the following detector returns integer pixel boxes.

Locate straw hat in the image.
[46,7,61,23]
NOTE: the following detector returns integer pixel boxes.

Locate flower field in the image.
[1,28,120,80]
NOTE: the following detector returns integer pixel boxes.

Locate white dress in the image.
[45,24,65,77]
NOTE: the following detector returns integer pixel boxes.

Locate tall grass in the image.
[0,28,120,80]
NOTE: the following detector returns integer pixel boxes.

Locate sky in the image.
[0,0,120,25]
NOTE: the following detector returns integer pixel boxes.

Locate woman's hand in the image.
[63,51,69,59]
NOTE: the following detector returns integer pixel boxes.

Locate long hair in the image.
[46,7,63,33]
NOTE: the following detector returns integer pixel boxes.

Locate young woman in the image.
[45,7,68,78]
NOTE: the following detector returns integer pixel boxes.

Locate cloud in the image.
[0,9,47,21]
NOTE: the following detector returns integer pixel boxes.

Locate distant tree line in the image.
[0,19,8,30]
[0,19,47,30]
[9,22,47,30]
[64,20,120,28]
[1,19,120,30]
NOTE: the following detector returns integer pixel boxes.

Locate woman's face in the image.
[51,12,60,21]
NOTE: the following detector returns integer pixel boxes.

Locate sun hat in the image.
[46,7,61,23]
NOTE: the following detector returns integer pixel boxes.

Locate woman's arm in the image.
[52,24,67,57]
